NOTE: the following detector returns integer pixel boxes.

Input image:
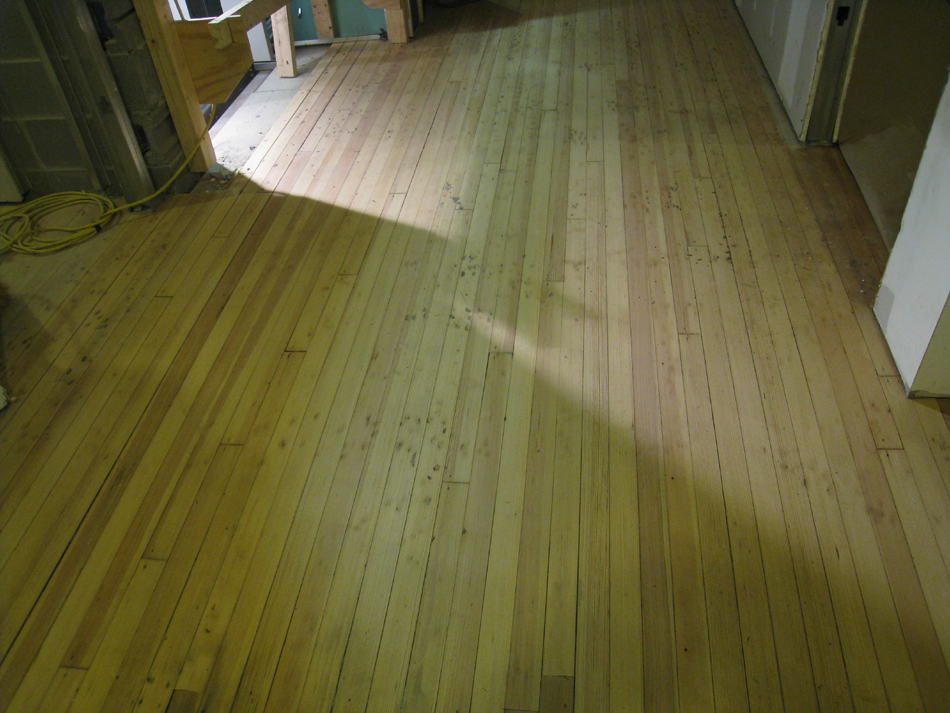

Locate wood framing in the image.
[360,0,411,42]
[271,6,298,78]
[209,0,295,47]
[131,0,215,172]
[211,0,410,46]
[175,18,253,103]
[311,0,335,38]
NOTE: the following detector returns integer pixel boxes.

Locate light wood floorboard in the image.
[2,1,950,711]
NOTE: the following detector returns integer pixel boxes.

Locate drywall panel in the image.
[875,76,950,397]
[733,0,833,138]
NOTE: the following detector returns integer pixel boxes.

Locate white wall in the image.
[733,0,833,138]
[875,76,950,396]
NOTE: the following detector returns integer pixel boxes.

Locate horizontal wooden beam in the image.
[209,0,292,47]
[360,0,401,9]
[175,18,252,103]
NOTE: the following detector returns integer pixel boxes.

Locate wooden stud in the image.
[131,0,214,171]
[271,6,298,78]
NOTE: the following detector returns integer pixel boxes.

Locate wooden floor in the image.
[3,0,950,711]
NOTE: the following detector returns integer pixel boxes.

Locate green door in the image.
[289,0,386,40]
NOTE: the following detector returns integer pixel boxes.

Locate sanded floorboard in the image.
[1,1,949,711]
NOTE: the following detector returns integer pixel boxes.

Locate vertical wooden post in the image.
[361,0,412,43]
[310,0,335,38]
[271,6,297,77]
[132,0,215,172]
[384,6,409,43]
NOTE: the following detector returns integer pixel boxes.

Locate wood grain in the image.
[1,2,947,712]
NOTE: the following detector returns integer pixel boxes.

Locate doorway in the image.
[836,0,950,247]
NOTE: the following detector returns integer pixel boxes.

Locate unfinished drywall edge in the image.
[875,75,950,396]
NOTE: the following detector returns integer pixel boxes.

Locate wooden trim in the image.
[132,0,215,172]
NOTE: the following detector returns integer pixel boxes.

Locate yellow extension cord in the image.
[0,105,215,256]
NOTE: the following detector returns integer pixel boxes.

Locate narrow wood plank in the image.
[605,73,641,713]
[678,301,750,713]
[881,380,950,586]
[237,41,365,188]
[504,282,561,711]
[469,106,556,713]
[129,353,307,713]
[682,131,785,712]
[294,205,466,713]
[625,18,678,704]
[0,199,207,469]
[542,219,584,680]
[357,183,502,713]
[540,675,574,713]
[165,689,201,713]
[399,481,468,713]
[62,438,238,672]
[62,557,165,712]
[697,5,932,709]
[575,161,611,713]
[435,351,511,713]
[50,197,316,683]
[36,667,84,713]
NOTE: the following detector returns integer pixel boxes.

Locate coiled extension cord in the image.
[0,105,215,256]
